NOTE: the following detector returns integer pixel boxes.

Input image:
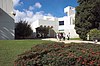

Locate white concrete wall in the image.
[43,16,57,21]
[58,16,79,38]
[31,16,59,33]
[30,17,59,38]
[38,19,58,37]
[0,8,14,40]
[64,6,75,16]
[58,6,79,38]
[0,0,14,40]
[39,19,59,33]
[0,0,13,18]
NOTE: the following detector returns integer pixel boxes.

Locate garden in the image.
[0,40,54,66]
[0,40,100,66]
[14,42,100,66]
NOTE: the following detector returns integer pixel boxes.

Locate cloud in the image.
[14,9,44,23]
[45,13,53,17]
[34,2,42,8]
[14,9,55,25]
[20,2,24,5]
[14,10,26,22]
[13,0,55,25]
[13,0,23,7]
[14,1,54,24]
[25,10,34,18]
[28,2,42,11]
[29,6,34,10]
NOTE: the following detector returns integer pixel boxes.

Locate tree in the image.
[15,21,33,39]
[75,0,100,40]
[36,25,53,38]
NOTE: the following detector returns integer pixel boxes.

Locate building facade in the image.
[31,6,79,38]
[58,6,79,38]
[31,16,59,38]
[0,0,15,40]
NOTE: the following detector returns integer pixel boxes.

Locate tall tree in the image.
[75,0,100,40]
[15,21,33,39]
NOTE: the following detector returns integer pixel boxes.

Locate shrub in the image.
[14,42,100,66]
[88,29,100,41]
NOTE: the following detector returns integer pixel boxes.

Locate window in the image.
[59,21,64,25]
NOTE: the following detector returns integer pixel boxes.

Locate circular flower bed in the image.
[14,42,100,66]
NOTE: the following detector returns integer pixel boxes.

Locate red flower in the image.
[90,48,93,52]
[90,61,94,65]
[84,59,87,62]
[82,50,85,53]
[92,52,95,55]
[82,61,85,64]
[77,56,82,62]
[77,58,80,62]
[79,56,82,59]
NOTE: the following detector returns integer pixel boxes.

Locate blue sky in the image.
[14,0,78,17]
[13,0,78,22]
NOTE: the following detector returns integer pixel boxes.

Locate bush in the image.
[14,42,100,66]
[88,29,100,41]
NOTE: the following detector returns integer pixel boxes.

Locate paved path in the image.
[42,38,100,44]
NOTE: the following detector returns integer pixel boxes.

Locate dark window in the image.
[59,21,64,25]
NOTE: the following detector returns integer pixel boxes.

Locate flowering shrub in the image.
[14,42,100,66]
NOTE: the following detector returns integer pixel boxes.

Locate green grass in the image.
[70,38,81,40]
[0,40,53,66]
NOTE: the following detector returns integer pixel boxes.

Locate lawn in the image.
[0,40,53,66]
[0,40,100,66]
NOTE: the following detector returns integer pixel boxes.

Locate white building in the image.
[31,6,79,38]
[0,0,15,40]
[31,16,59,38]
[58,6,79,38]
